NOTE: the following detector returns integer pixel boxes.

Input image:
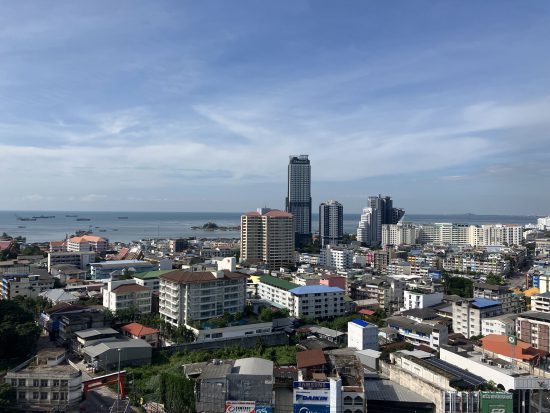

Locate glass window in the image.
[33,379,40,387]
[33,392,39,399]
[60,393,66,400]
[52,392,59,400]
[40,392,48,400]
[41,380,48,387]
[18,392,25,400]
[53,380,60,387]
[18,379,25,386]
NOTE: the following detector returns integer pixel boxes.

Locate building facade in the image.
[452,298,503,338]
[240,209,295,269]
[319,200,343,248]
[159,270,247,327]
[286,155,312,247]
[66,235,108,253]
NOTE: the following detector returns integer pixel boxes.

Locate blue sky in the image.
[1,1,549,214]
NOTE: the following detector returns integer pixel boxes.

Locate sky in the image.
[1,1,549,215]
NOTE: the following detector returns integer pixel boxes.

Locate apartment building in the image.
[320,245,353,270]
[452,298,503,338]
[89,259,158,280]
[159,270,247,327]
[348,319,379,351]
[473,283,524,314]
[443,254,510,276]
[47,251,96,272]
[102,280,152,314]
[516,311,550,352]
[66,235,108,253]
[1,274,54,300]
[240,209,295,269]
[481,314,517,336]
[531,292,550,313]
[288,285,350,318]
[381,222,419,247]
[403,290,443,310]
[387,316,448,349]
[257,275,298,308]
[5,349,82,412]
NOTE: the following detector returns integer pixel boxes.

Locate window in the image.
[53,380,60,387]
[33,392,39,399]
[18,379,25,386]
[59,393,66,400]
[61,380,68,387]
[344,396,353,405]
[18,392,25,400]
[11,379,17,386]
[41,380,48,387]
[52,392,59,400]
[40,392,48,400]
[33,379,40,387]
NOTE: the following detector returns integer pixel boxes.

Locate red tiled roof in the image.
[161,270,247,284]
[44,303,89,315]
[121,322,160,337]
[243,211,261,217]
[359,309,375,316]
[49,241,65,246]
[111,284,150,294]
[296,349,327,369]
[481,334,548,361]
[0,240,14,251]
[68,235,106,243]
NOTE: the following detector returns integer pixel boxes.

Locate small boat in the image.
[16,216,36,221]
[65,215,78,217]
[76,218,91,221]
[99,229,107,232]
[32,215,55,219]
[18,225,26,228]
[117,216,129,219]
[112,229,119,231]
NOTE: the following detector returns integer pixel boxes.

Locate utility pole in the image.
[117,348,122,412]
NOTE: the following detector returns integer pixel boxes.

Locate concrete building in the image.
[452,298,503,338]
[473,283,524,314]
[1,273,54,300]
[516,311,550,352]
[403,290,443,310]
[289,285,351,319]
[121,322,160,348]
[159,270,247,327]
[321,245,354,270]
[66,235,108,253]
[257,275,298,308]
[347,319,379,351]
[82,338,152,371]
[481,314,517,336]
[89,259,158,280]
[240,209,295,269]
[387,316,448,349]
[319,200,343,248]
[381,222,418,247]
[102,280,152,314]
[531,292,550,313]
[47,251,96,272]
[286,154,312,248]
[5,349,82,412]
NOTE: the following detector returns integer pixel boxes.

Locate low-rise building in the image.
[531,292,550,313]
[516,311,550,352]
[47,251,96,272]
[89,259,158,280]
[257,275,298,308]
[481,314,517,336]
[1,273,54,300]
[4,349,82,412]
[452,298,503,338]
[387,316,448,349]
[288,285,351,318]
[82,338,152,371]
[403,290,443,310]
[121,322,161,348]
[473,283,524,314]
[66,235,108,253]
[102,280,152,314]
[348,319,379,351]
[74,327,120,353]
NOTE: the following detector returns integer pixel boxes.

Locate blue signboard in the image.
[428,271,442,280]
[256,406,272,413]
[293,405,330,413]
[533,274,540,288]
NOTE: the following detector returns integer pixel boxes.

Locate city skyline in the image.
[1,2,550,215]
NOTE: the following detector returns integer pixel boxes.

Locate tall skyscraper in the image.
[319,200,343,248]
[285,155,311,247]
[357,195,404,246]
[240,208,294,269]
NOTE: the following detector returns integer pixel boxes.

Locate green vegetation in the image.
[299,239,321,254]
[444,276,473,298]
[202,222,219,230]
[0,300,41,359]
[159,372,195,413]
[0,383,16,411]
[342,233,357,244]
[19,245,44,256]
[127,345,297,406]
[485,273,505,286]
[317,315,357,332]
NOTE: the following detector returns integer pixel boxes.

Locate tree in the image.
[159,372,195,413]
[486,273,505,285]
[444,276,473,298]
[0,300,40,359]
[19,245,44,256]
[0,383,15,410]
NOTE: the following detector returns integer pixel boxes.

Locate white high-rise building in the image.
[357,195,404,246]
[357,207,375,245]
[381,222,418,246]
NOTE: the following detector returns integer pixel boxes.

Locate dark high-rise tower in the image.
[285,155,311,247]
[319,200,343,248]
[357,194,404,246]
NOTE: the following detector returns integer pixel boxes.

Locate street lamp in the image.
[116,348,122,411]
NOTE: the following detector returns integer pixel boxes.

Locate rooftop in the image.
[82,338,151,358]
[289,285,344,295]
[162,270,247,284]
[75,328,119,339]
[350,319,370,328]
[296,349,327,369]
[401,307,438,320]
[132,270,173,280]
[259,274,299,291]
[111,284,150,294]
[471,298,502,308]
[363,378,433,404]
[232,357,273,376]
[91,259,151,267]
[122,322,160,337]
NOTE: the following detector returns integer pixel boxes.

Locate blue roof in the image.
[289,285,344,295]
[472,298,501,308]
[351,319,369,327]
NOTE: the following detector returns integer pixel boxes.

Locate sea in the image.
[0,210,540,244]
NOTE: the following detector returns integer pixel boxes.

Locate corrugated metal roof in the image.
[289,285,344,295]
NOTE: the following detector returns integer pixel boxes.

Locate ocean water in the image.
[0,210,539,244]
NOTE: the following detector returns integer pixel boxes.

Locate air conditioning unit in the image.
[481,358,487,363]
[487,360,494,366]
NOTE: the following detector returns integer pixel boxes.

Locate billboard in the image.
[480,392,513,413]
[255,406,272,413]
[225,401,256,413]
[293,381,330,389]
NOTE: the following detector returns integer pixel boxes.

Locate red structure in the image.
[82,371,126,399]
